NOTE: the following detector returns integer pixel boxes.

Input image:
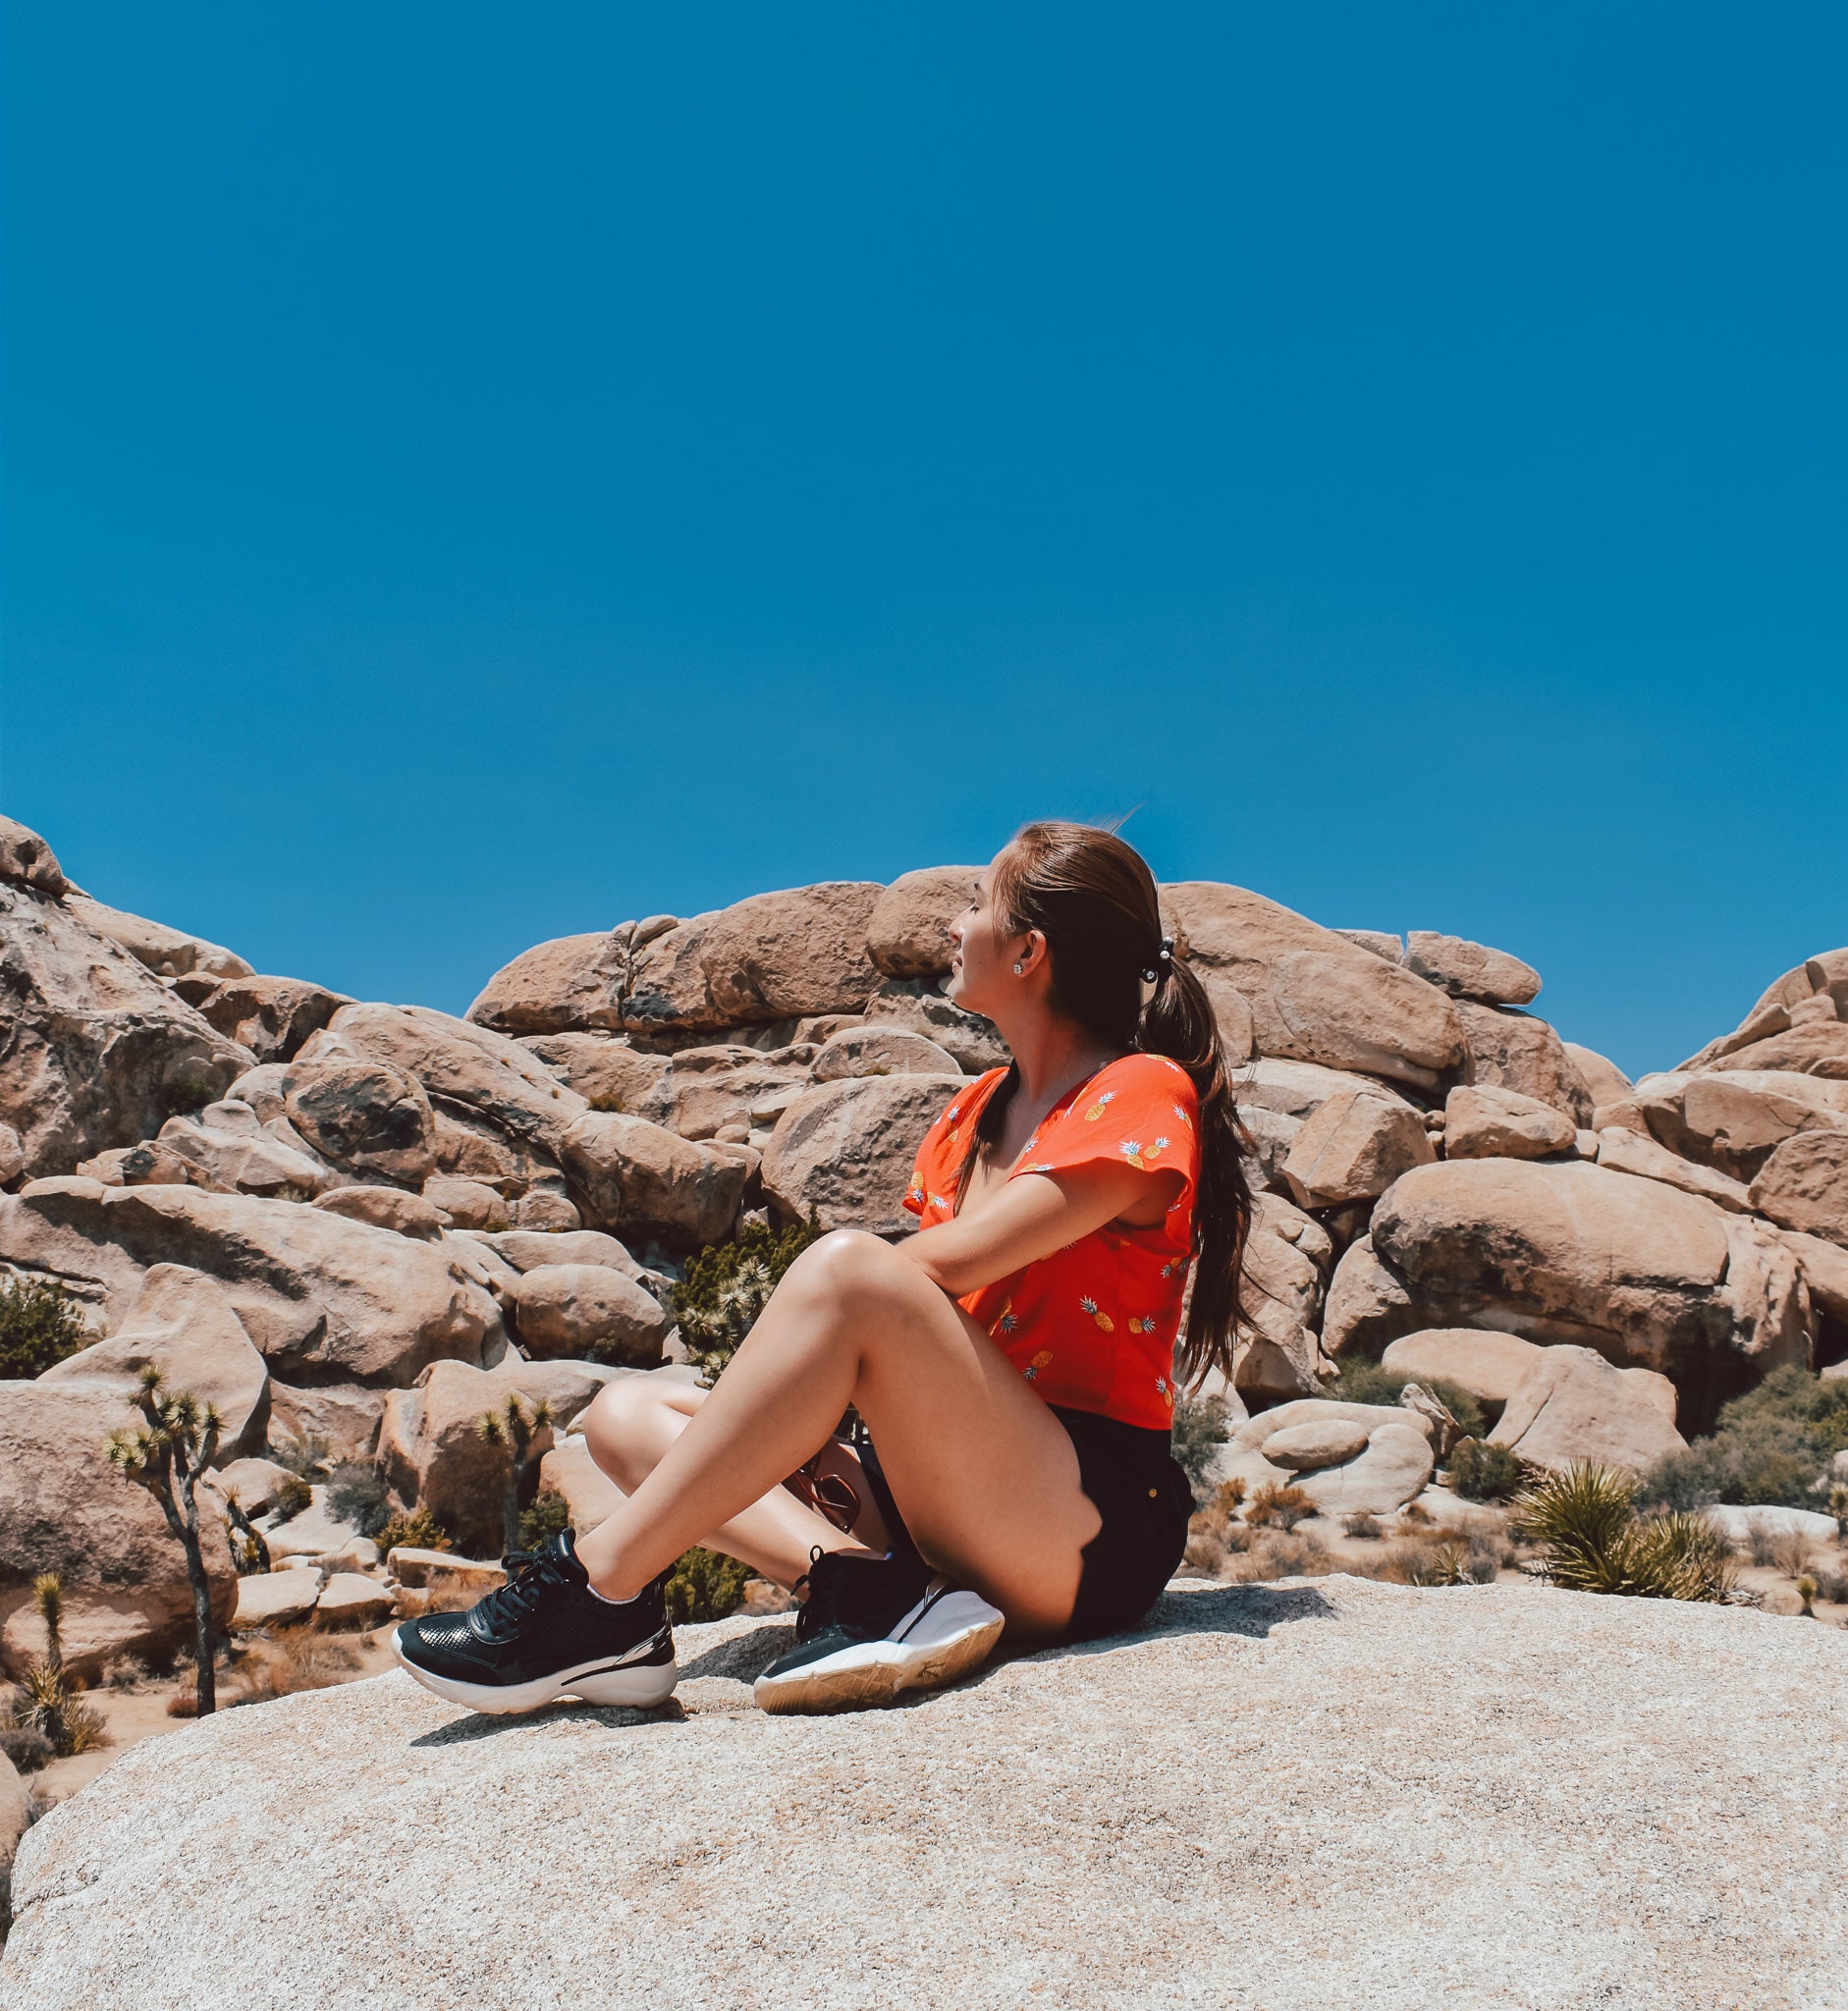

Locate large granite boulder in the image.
[39,1264,271,1459]
[1231,1193,1333,1401]
[1454,1001,1595,1124]
[865,866,980,980]
[466,929,631,1036]
[561,1112,748,1246]
[1749,1130,1848,1250]
[1212,1398,1435,1513]
[1327,1159,1812,1428]
[0,866,251,1180]
[62,895,251,984]
[7,1580,1846,2008]
[1487,1344,1687,1475]
[1403,931,1542,1006]
[0,1180,505,1386]
[1164,882,1464,1090]
[193,976,352,1063]
[761,1074,962,1237]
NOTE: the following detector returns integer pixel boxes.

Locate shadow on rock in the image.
[1011,1580,1339,1668]
[408,1696,687,1749]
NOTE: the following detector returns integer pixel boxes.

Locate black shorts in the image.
[858,1404,1192,1646]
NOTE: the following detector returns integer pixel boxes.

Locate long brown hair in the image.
[960,820,1250,1388]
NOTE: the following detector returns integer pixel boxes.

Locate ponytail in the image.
[953,821,1251,1387]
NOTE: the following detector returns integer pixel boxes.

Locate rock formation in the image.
[2,810,1845,1664]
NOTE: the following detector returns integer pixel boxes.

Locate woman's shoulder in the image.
[1093,1050,1197,1106]
[919,1067,1007,1155]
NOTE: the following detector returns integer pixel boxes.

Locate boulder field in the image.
[2,813,1848,1669]
[4,1579,1846,2010]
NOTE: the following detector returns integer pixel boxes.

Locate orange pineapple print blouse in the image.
[902,1052,1199,1433]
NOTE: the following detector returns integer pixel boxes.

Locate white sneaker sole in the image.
[393,1633,679,1715]
[753,1592,1005,1716]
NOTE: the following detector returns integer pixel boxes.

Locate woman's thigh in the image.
[779,1233,1104,1633]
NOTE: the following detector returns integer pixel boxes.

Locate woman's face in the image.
[945,854,1025,1017]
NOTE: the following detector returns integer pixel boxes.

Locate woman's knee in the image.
[580,1378,678,1484]
[780,1229,918,1320]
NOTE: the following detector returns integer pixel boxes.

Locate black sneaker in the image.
[393,1530,677,1715]
[753,1548,1006,1715]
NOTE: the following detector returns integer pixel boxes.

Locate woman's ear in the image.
[1016,929,1049,978]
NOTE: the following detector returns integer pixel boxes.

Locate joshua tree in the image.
[477,1394,555,1556]
[218,1487,272,1575]
[105,1366,224,1716]
[5,1572,102,1760]
[1829,1484,1848,1544]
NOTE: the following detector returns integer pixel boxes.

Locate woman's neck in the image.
[999,1010,1125,1116]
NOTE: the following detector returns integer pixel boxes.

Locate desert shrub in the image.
[272,1434,331,1481]
[1814,1564,1848,1605]
[1405,1540,1474,1587]
[1796,1573,1820,1615]
[1245,1481,1314,1531]
[270,1474,313,1523]
[1448,1438,1526,1503]
[665,1547,753,1624]
[375,1507,452,1555]
[162,1073,221,1115]
[1170,1393,1231,1500]
[100,1655,151,1692]
[0,1276,86,1380]
[230,1628,362,1707]
[673,1214,822,1383]
[1639,1366,1848,1512]
[1330,1360,1486,1440]
[588,1093,626,1114]
[517,1490,573,1550]
[1342,1511,1384,1540]
[325,1461,391,1539]
[1515,1465,1736,1603]
[1183,1481,1253,1574]
[1220,1527,1331,1584]
[0,1724,54,1773]
[1766,1528,1814,1576]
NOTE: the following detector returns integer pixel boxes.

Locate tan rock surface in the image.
[0,1383,237,1679]
[420,1175,510,1230]
[1748,1130,1848,1248]
[1280,1084,1434,1208]
[1261,1418,1370,1470]
[154,1108,334,1201]
[379,1359,637,1553]
[1403,931,1543,1006]
[761,1074,962,1236]
[0,816,68,897]
[1232,1193,1333,1400]
[312,1185,448,1240]
[72,1139,197,1190]
[561,1111,747,1246]
[283,1059,437,1187]
[1455,1001,1594,1124]
[537,1431,624,1532]
[230,1567,323,1631]
[1380,1328,1545,1408]
[1775,1227,1848,1324]
[40,1264,271,1459]
[194,976,352,1063]
[466,930,629,1035]
[510,1263,669,1366]
[203,1457,295,1517]
[0,879,251,1180]
[861,978,1007,1073]
[1562,1041,1632,1110]
[313,1572,394,1629]
[1594,1126,1753,1213]
[17,1578,1845,2010]
[810,1024,961,1082]
[518,1033,670,1112]
[633,1044,813,1141]
[0,1180,504,1386]
[266,1383,386,1457]
[1352,1161,1811,1411]
[865,866,981,979]
[1164,883,1465,1089]
[1488,1343,1686,1474]
[1441,1083,1576,1162]
[64,895,252,984]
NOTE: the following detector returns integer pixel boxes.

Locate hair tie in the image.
[1142,936,1174,986]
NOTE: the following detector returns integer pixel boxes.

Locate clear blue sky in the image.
[3,6,1842,1079]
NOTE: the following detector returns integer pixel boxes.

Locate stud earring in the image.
[1012,962,1023,975]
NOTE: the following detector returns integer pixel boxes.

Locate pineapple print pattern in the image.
[1081,1092,1117,1122]
[1079,1295,1115,1333]
[1022,1348,1055,1383]
[1118,1136,1169,1171]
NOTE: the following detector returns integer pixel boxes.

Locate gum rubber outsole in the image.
[753,1612,1005,1715]
[392,1636,679,1715]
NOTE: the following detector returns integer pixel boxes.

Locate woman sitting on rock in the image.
[395,821,1251,1715]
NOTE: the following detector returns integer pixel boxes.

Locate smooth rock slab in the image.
[6,1579,1847,2010]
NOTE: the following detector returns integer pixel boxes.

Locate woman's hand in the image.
[897,1162,1184,1298]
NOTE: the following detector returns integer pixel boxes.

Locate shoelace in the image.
[474,1545,573,1633]
[793,1546,851,1646]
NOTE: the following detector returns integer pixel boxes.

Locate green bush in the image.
[326,1462,392,1539]
[1638,1365,1848,1511]
[1170,1393,1231,1500]
[163,1073,221,1115]
[517,1490,573,1550]
[375,1507,452,1555]
[1448,1438,1526,1502]
[664,1546,753,1624]
[272,1434,331,1481]
[0,1276,86,1379]
[673,1214,823,1384]
[1330,1360,1486,1440]
[1514,1464,1736,1603]
[270,1475,313,1523]
[1245,1481,1314,1531]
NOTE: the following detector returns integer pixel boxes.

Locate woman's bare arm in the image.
[898,1163,1185,1298]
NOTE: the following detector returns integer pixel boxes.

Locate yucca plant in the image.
[478,1394,556,1557]
[105,1366,225,1715]
[1797,1572,1820,1616]
[673,1213,822,1384]
[1828,1484,1848,1543]
[4,1572,105,1760]
[1513,1463,1736,1603]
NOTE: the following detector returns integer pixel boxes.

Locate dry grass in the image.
[392,1581,484,1619]
[229,1628,364,1707]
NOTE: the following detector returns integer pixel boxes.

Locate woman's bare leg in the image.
[577,1377,890,1588]
[572,1230,1102,1636]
